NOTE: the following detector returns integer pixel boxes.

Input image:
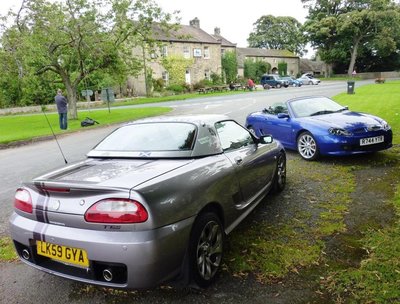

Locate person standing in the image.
[55,89,68,130]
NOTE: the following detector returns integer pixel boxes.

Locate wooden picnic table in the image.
[197,87,213,93]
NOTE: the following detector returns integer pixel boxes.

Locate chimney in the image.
[190,17,200,28]
[214,27,221,35]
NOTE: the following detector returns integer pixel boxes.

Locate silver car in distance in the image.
[10,114,286,289]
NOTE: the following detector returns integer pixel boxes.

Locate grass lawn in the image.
[0,107,171,145]
[334,80,400,144]
[111,89,249,107]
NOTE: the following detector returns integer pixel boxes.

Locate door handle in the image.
[234,156,243,165]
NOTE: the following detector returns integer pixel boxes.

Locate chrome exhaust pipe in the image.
[103,268,113,282]
[22,249,30,260]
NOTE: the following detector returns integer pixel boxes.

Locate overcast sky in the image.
[0,0,311,54]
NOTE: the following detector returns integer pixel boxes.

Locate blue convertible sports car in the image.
[246,96,393,160]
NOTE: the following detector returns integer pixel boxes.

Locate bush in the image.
[152,78,165,92]
[211,72,223,85]
[193,79,213,90]
[166,84,185,93]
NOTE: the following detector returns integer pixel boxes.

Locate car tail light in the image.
[84,198,148,223]
[14,188,33,213]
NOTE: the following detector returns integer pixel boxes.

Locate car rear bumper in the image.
[9,212,194,289]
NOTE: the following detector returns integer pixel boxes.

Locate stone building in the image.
[236,48,300,77]
[130,18,301,96]
[131,18,226,96]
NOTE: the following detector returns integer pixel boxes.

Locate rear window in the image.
[94,122,197,152]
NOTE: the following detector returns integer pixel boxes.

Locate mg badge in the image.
[79,199,85,206]
[52,200,61,211]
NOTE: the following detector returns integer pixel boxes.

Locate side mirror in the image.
[259,135,273,144]
[277,113,290,119]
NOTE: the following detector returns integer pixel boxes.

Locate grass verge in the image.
[333,80,400,143]
[326,168,400,303]
[0,107,171,145]
[225,159,355,281]
[226,81,400,302]
[0,237,17,262]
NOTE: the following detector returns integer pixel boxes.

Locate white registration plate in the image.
[360,135,384,146]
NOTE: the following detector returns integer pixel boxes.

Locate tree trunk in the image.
[348,37,361,76]
[59,70,78,119]
[65,83,78,120]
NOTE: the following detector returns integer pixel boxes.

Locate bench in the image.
[197,87,213,94]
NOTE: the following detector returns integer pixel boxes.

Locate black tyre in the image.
[189,212,223,288]
[309,81,313,85]
[263,84,270,90]
[276,83,282,88]
[297,132,319,160]
[272,152,286,193]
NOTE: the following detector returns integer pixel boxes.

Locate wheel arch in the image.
[197,202,225,229]
[296,129,310,142]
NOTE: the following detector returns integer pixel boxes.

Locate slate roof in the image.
[236,47,299,67]
[211,34,236,47]
[300,59,326,73]
[152,23,220,44]
[237,47,298,58]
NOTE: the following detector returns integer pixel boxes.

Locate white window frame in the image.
[161,45,168,57]
[162,71,169,85]
[204,69,211,80]
[204,46,210,59]
[183,46,190,59]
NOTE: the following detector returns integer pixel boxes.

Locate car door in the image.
[215,120,275,207]
[259,105,293,147]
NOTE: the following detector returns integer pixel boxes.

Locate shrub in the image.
[152,78,165,92]
[211,72,223,85]
[193,79,213,90]
[166,84,185,93]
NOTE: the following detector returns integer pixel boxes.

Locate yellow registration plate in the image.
[36,240,89,268]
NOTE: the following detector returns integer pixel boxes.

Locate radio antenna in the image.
[41,106,68,164]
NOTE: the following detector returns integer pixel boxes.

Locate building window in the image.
[221,49,226,56]
[204,46,210,59]
[162,71,169,85]
[183,46,190,59]
[204,69,211,80]
[193,48,202,57]
[161,45,168,57]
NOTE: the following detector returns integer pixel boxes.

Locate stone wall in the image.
[333,71,400,79]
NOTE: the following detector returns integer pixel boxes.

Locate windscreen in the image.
[94,122,197,152]
[290,97,344,118]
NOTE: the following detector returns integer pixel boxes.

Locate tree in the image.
[302,0,400,76]
[221,51,238,83]
[278,62,287,76]
[248,15,307,56]
[1,0,172,118]
[244,59,271,81]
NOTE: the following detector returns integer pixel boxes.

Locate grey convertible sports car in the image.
[10,114,286,289]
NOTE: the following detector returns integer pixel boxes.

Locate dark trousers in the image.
[59,112,68,130]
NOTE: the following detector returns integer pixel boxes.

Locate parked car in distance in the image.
[246,96,392,160]
[281,76,302,87]
[10,114,287,289]
[260,74,289,89]
[297,75,321,85]
[301,73,314,78]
